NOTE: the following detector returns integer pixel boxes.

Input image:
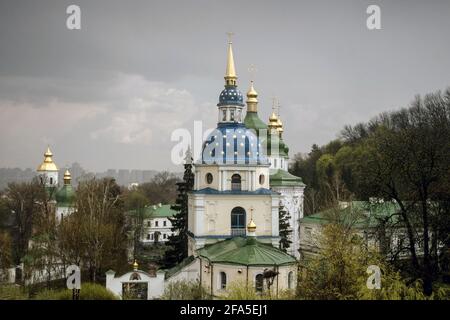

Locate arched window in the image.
[220,272,227,289]
[206,173,213,184]
[130,272,141,281]
[288,271,294,289]
[255,274,264,293]
[231,207,246,237]
[50,177,53,185]
[259,174,265,185]
[231,174,241,191]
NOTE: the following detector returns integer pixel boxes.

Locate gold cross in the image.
[226,32,234,44]
[272,97,278,113]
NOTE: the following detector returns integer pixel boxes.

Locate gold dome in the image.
[133,260,139,270]
[247,219,257,233]
[246,81,258,112]
[277,117,284,133]
[268,112,279,130]
[63,170,71,185]
[37,147,58,172]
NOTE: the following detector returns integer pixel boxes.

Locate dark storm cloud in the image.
[0,0,449,171]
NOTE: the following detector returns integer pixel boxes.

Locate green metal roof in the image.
[269,169,305,187]
[244,112,268,131]
[300,201,401,228]
[127,204,176,218]
[55,184,75,206]
[164,255,196,279]
[197,237,296,266]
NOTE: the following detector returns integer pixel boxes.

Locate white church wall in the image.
[105,270,166,300]
[188,193,276,238]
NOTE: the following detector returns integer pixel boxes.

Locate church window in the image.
[155,221,159,227]
[231,174,241,191]
[163,220,167,227]
[150,233,154,240]
[231,207,246,236]
[230,109,235,121]
[146,234,150,240]
[147,221,151,227]
[206,173,213,184]
[163,233,167,239]
[288,271,294,289]
[255,274,264,292]
[222,109,227,121]
[259,174,265,185]
[220,272,227,289]
[50,177,53,185]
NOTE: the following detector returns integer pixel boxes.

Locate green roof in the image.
[127,204,176,218]
[164,255,196,279]
[269,169,305,187]
[244,112,268,131]
[55,184,75,206]
[300,201,400,228]
[197,237,296,266]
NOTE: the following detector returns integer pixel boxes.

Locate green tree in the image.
[164,150,194,267]
[278,202,292,253]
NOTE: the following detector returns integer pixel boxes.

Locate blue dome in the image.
[218,86,245,106]
[202,124,268,165]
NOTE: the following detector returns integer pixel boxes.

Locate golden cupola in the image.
[268,111,279,131]
[247,219,257,233]
[37,147,58,172]
[277,117,284,136]
[246,80,258,112]
[63,170,71,185]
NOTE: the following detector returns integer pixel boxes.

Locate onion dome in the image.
[247,219,257,233]
[201,124,268,165]
[37,147,58,172]
[56,170,75,205]
[244,81,268,132]
[268,112,280,130]
[133,260,139,271]
[218,86,244,106]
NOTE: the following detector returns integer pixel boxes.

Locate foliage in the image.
[161,280,209,300]
[33,282,118,300]
[297,206,441,300]
[58,178,129,282]
[164,153,194,268]
[137,172,180,205]
[278,202,292,252]
[222,281,296,300]
[292,88,450,295]
[0,284,28,300]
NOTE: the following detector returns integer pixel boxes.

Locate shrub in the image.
[0,285,29,300]
[34,282,118,300]
[161,280,209,300]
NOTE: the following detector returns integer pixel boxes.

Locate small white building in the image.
[105,261,166,300]
[140,204,177,244]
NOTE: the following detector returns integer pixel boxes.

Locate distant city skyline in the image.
[1,0,449,172]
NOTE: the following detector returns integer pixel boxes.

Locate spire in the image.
[63,170,71,185]
[224,33,237,86]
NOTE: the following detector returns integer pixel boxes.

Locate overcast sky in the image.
[0,0,449,172]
